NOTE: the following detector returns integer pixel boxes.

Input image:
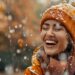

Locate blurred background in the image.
[0,0,71,75]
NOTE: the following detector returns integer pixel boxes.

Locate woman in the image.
[24,2,75,75]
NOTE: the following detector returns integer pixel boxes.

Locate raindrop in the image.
[25,44,28,47]
[15,68,19,72]
[23,32,26,37]
[8,34,11,38]
[24,56,27,60]
[19,24,22,28]
[5,65,14,75]
[16,49,21,54]
[8,15,12,21]
[15,25,18,29]
[9,29,15,33]
[70,63,72,66]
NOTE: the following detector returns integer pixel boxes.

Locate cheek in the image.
[56,32,68,50]
[56,31,68,41]
[62,34,67,42]
[40,31,46,41]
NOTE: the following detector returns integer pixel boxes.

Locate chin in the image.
[46,49,62,56]
[46,51,57,56]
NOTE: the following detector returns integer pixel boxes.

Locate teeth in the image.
[46,40,56,44]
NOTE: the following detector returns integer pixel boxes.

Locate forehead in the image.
[43,20,61,25]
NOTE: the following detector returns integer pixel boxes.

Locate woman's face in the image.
[41,20,68,56]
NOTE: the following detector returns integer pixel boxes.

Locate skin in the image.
[41,20,68,56]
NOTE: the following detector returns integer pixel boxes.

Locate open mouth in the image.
[45,40,58,47]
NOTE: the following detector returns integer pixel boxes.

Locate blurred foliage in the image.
[0,0,71,73]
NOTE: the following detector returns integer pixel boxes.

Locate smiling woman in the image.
[24,1,75,75]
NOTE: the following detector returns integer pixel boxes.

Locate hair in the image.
[65,33,73,56]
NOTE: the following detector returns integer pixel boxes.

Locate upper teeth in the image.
[46,40,56,44]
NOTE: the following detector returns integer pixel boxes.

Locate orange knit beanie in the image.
[41,3,75,42]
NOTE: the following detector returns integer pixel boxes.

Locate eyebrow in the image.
[43,22,50,26]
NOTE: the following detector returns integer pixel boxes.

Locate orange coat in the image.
[24,46,75,75]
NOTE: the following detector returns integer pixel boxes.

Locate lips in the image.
[45,39,58,47]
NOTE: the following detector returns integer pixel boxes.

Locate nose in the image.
[46,27,55,37]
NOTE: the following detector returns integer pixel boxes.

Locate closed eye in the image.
[42,23,49,30]
[54,23,65,31]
